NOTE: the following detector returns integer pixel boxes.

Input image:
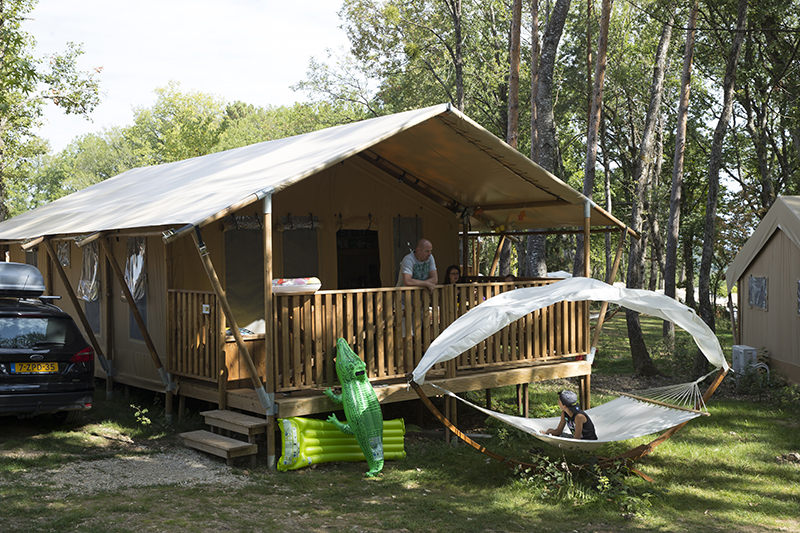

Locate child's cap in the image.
[558,390,578,407]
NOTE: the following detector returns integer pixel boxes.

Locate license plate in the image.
[12,362,58,374]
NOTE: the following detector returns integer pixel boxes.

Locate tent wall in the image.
[270,158,459,287]
[8,238,169,390]
[738,230,800,383]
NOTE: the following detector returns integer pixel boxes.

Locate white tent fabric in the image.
[0,104,624,243]
[435,386,701,452]
[411,277,729,385]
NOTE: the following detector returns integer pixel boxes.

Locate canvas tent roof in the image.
[725,196,800,291]
[0,104,627,243]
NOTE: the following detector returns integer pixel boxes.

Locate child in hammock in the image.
[544,390,598,440]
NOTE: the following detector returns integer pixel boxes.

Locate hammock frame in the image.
[409,367,728,478]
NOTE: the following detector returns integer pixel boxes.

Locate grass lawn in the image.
[1,313,798,533]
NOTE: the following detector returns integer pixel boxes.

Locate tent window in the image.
[393,216,423,285]
[57,242,70,267]
[748,275,768,311]
[225,228,264,331]
[77,242,101,334]
[282,229,319,278]
[125,237,147,340]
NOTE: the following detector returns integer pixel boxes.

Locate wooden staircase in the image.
[180,409,268,468]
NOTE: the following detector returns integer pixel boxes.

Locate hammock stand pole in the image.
[409,380,538,472]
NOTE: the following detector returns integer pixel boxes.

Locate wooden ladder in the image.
[179,409,268,468]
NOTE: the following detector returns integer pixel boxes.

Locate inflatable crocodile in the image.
[324,338,384,476]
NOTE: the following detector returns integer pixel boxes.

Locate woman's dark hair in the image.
[444,264,462,284]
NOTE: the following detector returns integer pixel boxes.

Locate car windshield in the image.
[0,317,76,349]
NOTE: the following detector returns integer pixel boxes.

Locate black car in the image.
[0,262,94,423]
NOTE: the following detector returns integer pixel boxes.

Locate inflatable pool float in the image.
[272,277,321,295]
[278,417,405,471]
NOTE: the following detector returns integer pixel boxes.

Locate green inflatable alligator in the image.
[324,338,384,476]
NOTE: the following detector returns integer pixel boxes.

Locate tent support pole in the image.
[99,238,175,419]
[579,201,592,408]
[263,191,277,470]
[190,227,274,415]
[489,234,506,276]
[42,239,110,383]
[461,214,469,275]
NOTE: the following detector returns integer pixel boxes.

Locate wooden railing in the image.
[167,279,590,392]
[167,289,222,382]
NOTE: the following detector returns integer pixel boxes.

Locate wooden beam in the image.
[489,235,506,276]
[466,227,629,237]
[475,200,569,211]
[357,152,460,212]
[98,237,167,376]
[41,239,109,373]
[190,228,265,395]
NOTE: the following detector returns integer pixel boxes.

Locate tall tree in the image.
[574,0,612,276]
[526,0,547,277]
[624,4,675,377]
[663,2,698,340]
[0,0,101,219]
[696,0,749,378]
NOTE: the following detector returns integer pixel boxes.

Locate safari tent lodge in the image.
[0,104,633,465]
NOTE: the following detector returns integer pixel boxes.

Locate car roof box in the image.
[0,262,46,297]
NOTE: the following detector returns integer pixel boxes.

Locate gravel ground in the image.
[20,448,253,496]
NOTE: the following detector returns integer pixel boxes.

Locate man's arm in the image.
[427,269,438,285]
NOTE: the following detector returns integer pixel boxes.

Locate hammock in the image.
[409,278,730,453]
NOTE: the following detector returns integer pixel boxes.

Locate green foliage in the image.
[130,404,152,427]
[516,456,653,515]
[0,0,101,219]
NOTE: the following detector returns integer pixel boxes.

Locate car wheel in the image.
[52,410,81,424]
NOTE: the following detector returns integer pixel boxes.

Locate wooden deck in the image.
[169,279,592,418]
[179,360,592,418]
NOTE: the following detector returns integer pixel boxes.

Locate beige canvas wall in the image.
[270,157,459,289]
[739,230,800,383]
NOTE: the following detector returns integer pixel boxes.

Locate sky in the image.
[26,0,350,152]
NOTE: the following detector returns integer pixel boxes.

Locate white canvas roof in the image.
[725,196,800,291]
[0,104,626,242]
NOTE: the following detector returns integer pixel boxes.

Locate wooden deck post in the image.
[98,237,175,419]
[263,190,277,470]
[41,239,111,385]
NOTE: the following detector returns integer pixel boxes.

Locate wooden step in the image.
[200,409,268,438]
[180,430,258,467]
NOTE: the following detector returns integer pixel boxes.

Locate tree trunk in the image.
[527,0,570,276]
[535,0,571,174]
[697,0,748,378]
[507,0,522,148]
[574,0,612,277]
[664,2,697,339]
[626,6,675,377]
[444,0,464,111]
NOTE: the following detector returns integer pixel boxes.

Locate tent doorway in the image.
[337,229,381,289]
